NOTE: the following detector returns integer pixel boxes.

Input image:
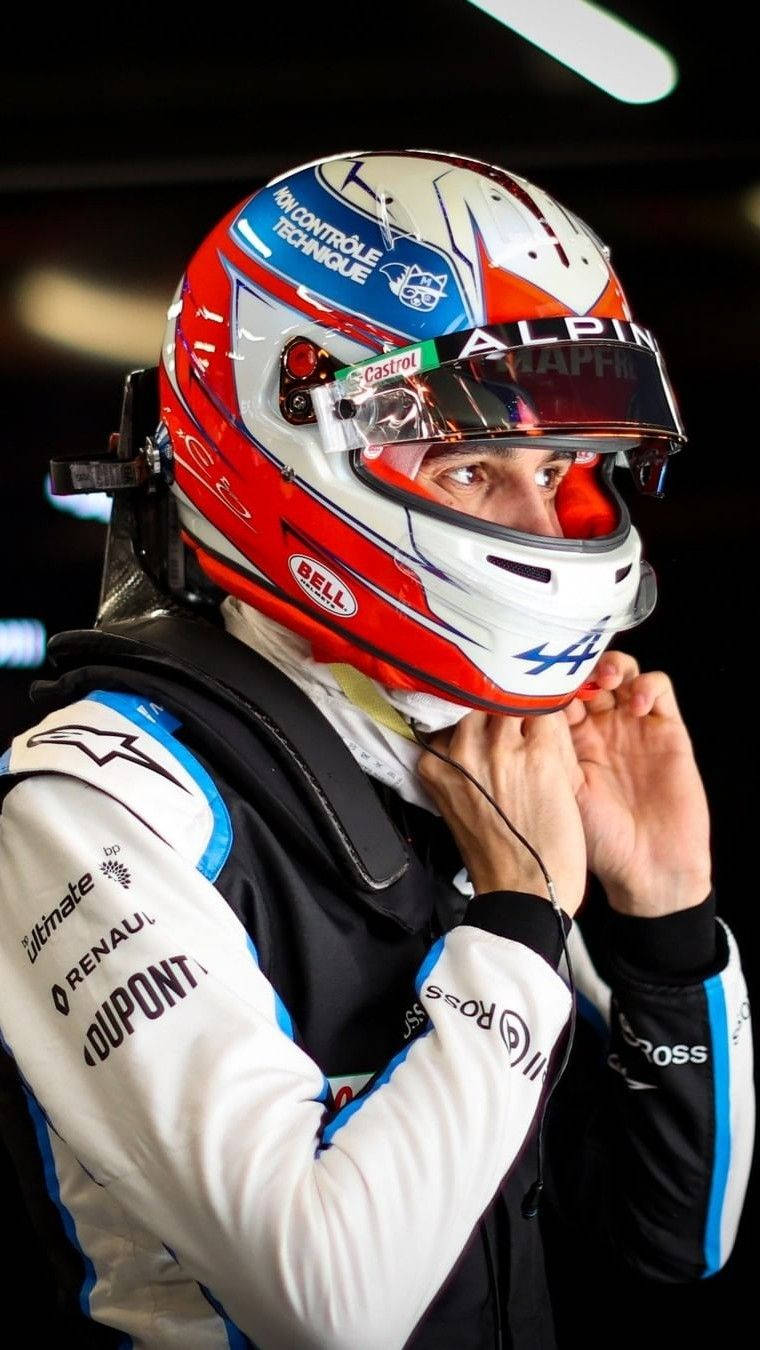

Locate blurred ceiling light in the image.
[468,0,678,104]
[743,185,760,229]
[15,268,167,365]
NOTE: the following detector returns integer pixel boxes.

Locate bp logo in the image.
[100,860,132,889]
[380,262,448,312]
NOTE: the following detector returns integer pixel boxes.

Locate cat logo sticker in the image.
[380,262,448,312]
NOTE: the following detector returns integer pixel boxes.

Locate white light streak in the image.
[44,473,112,524]
[468,0,678,104]
[237,219,272,257]
[297,285,332,313]
[0,620,47,669]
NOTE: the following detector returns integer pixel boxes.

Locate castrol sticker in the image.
[337,338,437,392]
[288,555,358,616]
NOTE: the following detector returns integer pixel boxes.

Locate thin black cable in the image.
[412,725,577,1219]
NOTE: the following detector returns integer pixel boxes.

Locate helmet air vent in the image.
[615,563,633,582]
[487,556,551,583]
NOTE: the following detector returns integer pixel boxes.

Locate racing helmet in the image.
[158,150,685,714]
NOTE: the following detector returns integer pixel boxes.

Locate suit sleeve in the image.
[543,892,754,1282]
[0,772,571,1350]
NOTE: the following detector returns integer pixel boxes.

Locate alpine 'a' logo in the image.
[26,726,189,791]
[515,619,610,676]
[288,556,358,616]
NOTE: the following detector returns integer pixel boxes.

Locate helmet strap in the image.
[329,664,416,742]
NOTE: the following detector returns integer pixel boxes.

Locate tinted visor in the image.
[311,318,685,498]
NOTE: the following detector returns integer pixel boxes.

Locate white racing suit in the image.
[0,618,753,1348]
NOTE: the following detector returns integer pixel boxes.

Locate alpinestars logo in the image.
[100,860,132,889]
[516,619,610,676]
[27,725,189,791]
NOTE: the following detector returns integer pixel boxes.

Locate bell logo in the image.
[288,555,358,616]
[52,984,70,1016]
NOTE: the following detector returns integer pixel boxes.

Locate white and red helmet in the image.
[159,150,685,714]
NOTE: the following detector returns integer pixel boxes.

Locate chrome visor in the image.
[311,318,686,497]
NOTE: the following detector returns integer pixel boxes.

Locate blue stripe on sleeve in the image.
[414,937,444,994]
[576,991,609,1043]
[199,1283,257,1349]
[24,1093,127,1336]
[317,938,445,1145]
[321,1025,432,1146]
[702,972,731,1276]
[87,691,233,882]
[243,934,294,1040]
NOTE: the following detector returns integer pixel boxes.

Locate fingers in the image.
[420,707,577,787]
[590,649,640,690]
[525,709,584,792]
[563,696,587,728]
[621,671,680,720]
[576,650,681,721]
[417,707,588,910]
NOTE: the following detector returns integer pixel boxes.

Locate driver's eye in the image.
[446,464,481,486]
[535,466,561,490]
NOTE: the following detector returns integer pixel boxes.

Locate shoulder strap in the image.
[39,617,409,894]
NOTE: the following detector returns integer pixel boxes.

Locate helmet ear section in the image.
[279,338,342,426]
[555,456,620,539]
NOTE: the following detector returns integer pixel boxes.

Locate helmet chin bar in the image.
[48,368,223,626]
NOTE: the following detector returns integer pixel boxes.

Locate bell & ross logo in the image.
[424,984,548,1084]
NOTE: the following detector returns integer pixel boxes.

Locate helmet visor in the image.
[311,318,685,499]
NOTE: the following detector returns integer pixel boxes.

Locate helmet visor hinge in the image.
[279,336,342,425]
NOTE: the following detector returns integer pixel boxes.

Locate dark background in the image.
[1,2,756,1340]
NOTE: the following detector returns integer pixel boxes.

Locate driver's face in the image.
[414,444,575,537]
